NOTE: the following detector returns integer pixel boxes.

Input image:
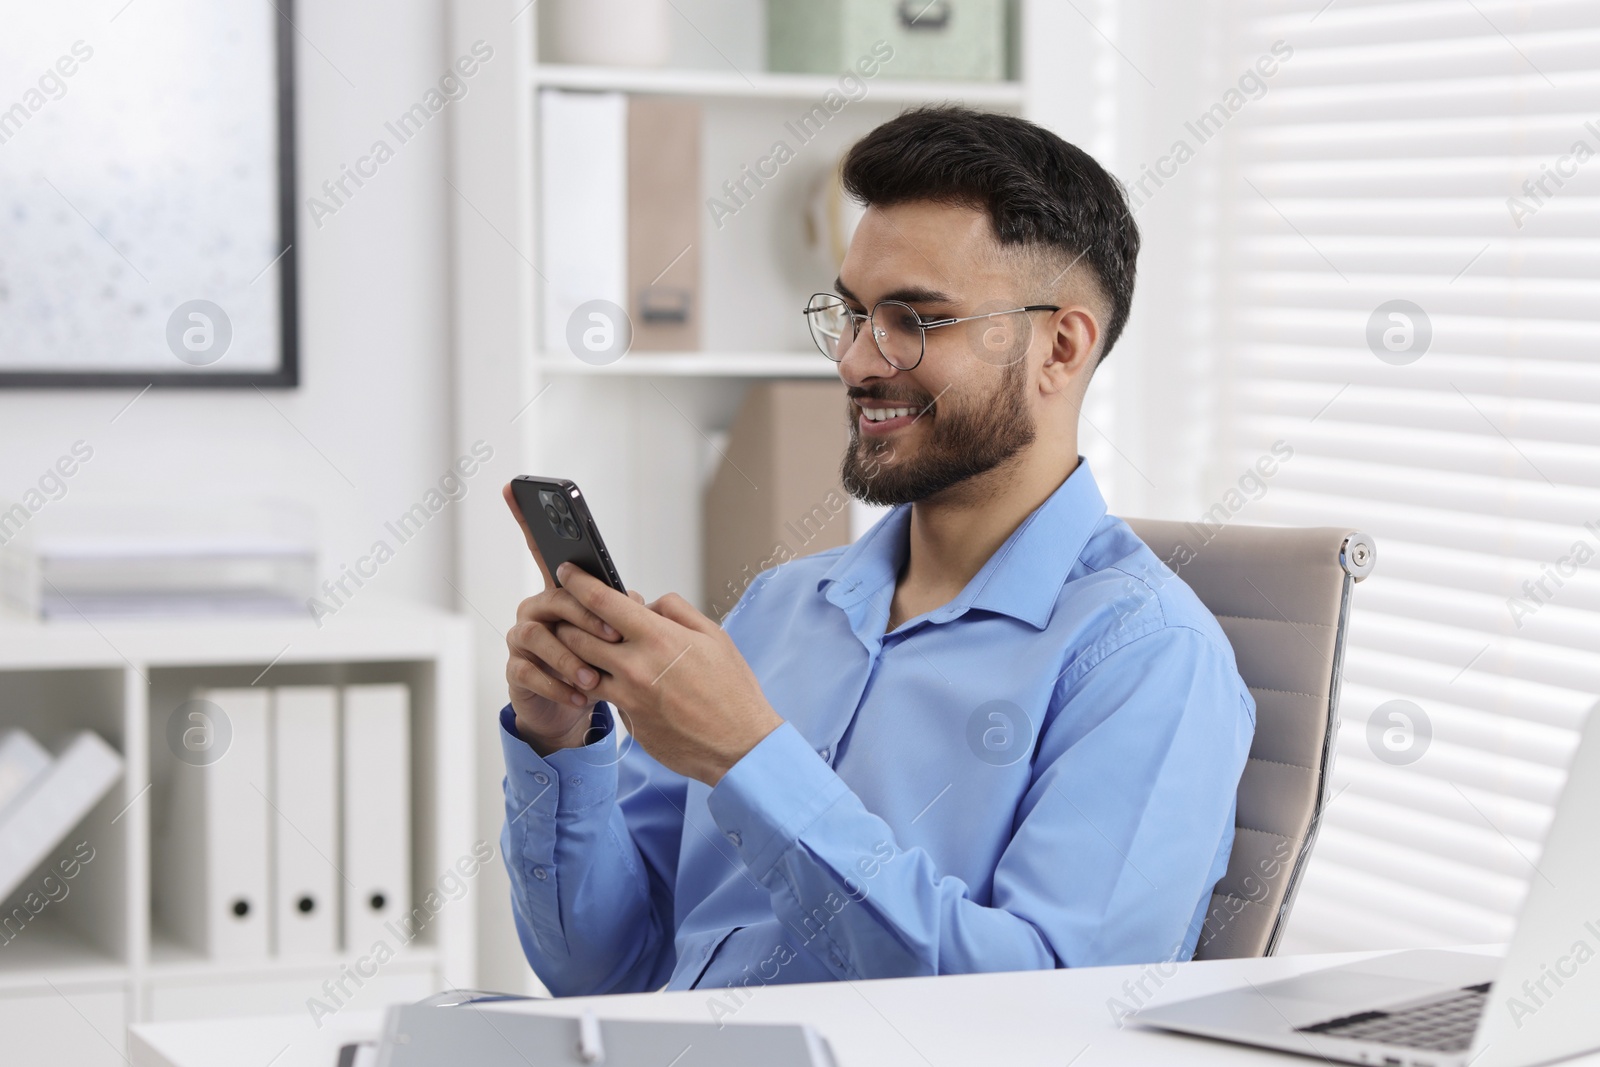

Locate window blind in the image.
[1215,0,1600,954]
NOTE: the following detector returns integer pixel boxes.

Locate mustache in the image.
[846,390,935,408]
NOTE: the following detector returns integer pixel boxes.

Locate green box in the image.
[768,0,1009,82]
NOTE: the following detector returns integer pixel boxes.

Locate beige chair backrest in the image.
[1122,518,1375,960]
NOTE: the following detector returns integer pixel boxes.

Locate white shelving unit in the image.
[0,605,473,1064]
[531,62,1028,105]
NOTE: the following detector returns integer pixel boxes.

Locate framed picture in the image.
[0,0,298,387]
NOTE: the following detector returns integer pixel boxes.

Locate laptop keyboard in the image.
[1296,983,1491,1054]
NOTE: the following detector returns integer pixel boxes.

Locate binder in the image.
[271,686,339,957]
[158,688,270,960]
[540,90,703,356]
[626,96,701,351]
[539,89,628,353]
[341,683,410,954]
[373,1003,836,1067]
[0,730,123,903]
[0,729,52,819]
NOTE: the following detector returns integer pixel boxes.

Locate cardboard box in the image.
[627,96,701,351]
[703,382,853,619]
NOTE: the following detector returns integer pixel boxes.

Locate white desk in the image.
[130,947,1600,1067]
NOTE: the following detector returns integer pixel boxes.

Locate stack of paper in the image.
[0,500,316,619]
[0,729,124,902]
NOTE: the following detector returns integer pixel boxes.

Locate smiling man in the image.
[498,105,1255,996]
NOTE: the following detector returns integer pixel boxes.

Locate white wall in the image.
[1100,0,1227,523]
[1,0,495,980]
[1023,0,1226,524]
[0,0,457,618]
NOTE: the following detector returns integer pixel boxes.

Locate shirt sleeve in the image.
[702,625,1255,980]
[498,702,688,994]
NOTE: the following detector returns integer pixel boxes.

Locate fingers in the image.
[516,588,619,641]
[554,619,701,713]
[647,591,720,636]
[557,562,660,639]
[508,620,604,697]
[552,621,625,685]
[505,645,589,709]
[504,482,554,590]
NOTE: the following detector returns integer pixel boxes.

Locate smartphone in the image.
[510,476,627,593]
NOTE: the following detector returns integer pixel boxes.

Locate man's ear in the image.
[1039,306,1100,396]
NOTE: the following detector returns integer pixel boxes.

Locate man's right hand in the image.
[502,482,641,755]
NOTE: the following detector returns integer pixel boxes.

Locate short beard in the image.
[840,357,1036,507]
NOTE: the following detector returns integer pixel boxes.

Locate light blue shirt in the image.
[499,459,1255,995]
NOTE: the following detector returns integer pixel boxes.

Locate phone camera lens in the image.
[561,518,579,540]
[554,494,571,513]
[544,504,560,525]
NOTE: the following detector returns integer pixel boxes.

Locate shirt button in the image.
[818,746,831,762]
[532,865,548,881]
[532,772,549,785]
[725,830,742,847]
[570,776,583,787]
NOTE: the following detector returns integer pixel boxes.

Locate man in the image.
[498,105,1255,996]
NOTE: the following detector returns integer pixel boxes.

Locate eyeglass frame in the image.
[802,292,1062,371]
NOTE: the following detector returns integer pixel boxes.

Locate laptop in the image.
[1136,699,1600,1067]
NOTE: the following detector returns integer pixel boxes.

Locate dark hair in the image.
[840,105,1139,360]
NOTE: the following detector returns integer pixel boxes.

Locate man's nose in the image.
[837,321,898,385]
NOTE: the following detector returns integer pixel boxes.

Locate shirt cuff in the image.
[498,703,620,816]
[705,721,852,880]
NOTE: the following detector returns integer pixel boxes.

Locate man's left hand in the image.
[549,562,784,785]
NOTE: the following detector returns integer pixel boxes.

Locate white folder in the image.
[158,687,270,960]
[0,730,123,903]
[341,683,410,954]
[0,728,53,819]
[539,89,627,352]
[271,686,339,957]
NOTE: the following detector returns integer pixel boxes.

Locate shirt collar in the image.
[818,458,1107,632]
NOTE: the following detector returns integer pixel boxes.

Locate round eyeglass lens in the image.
[869,301,926,370]
[807,295,853,361]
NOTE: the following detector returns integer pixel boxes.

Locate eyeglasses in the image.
[803,292,1061,371]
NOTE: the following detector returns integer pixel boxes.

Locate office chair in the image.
[1122,518,1376,960]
